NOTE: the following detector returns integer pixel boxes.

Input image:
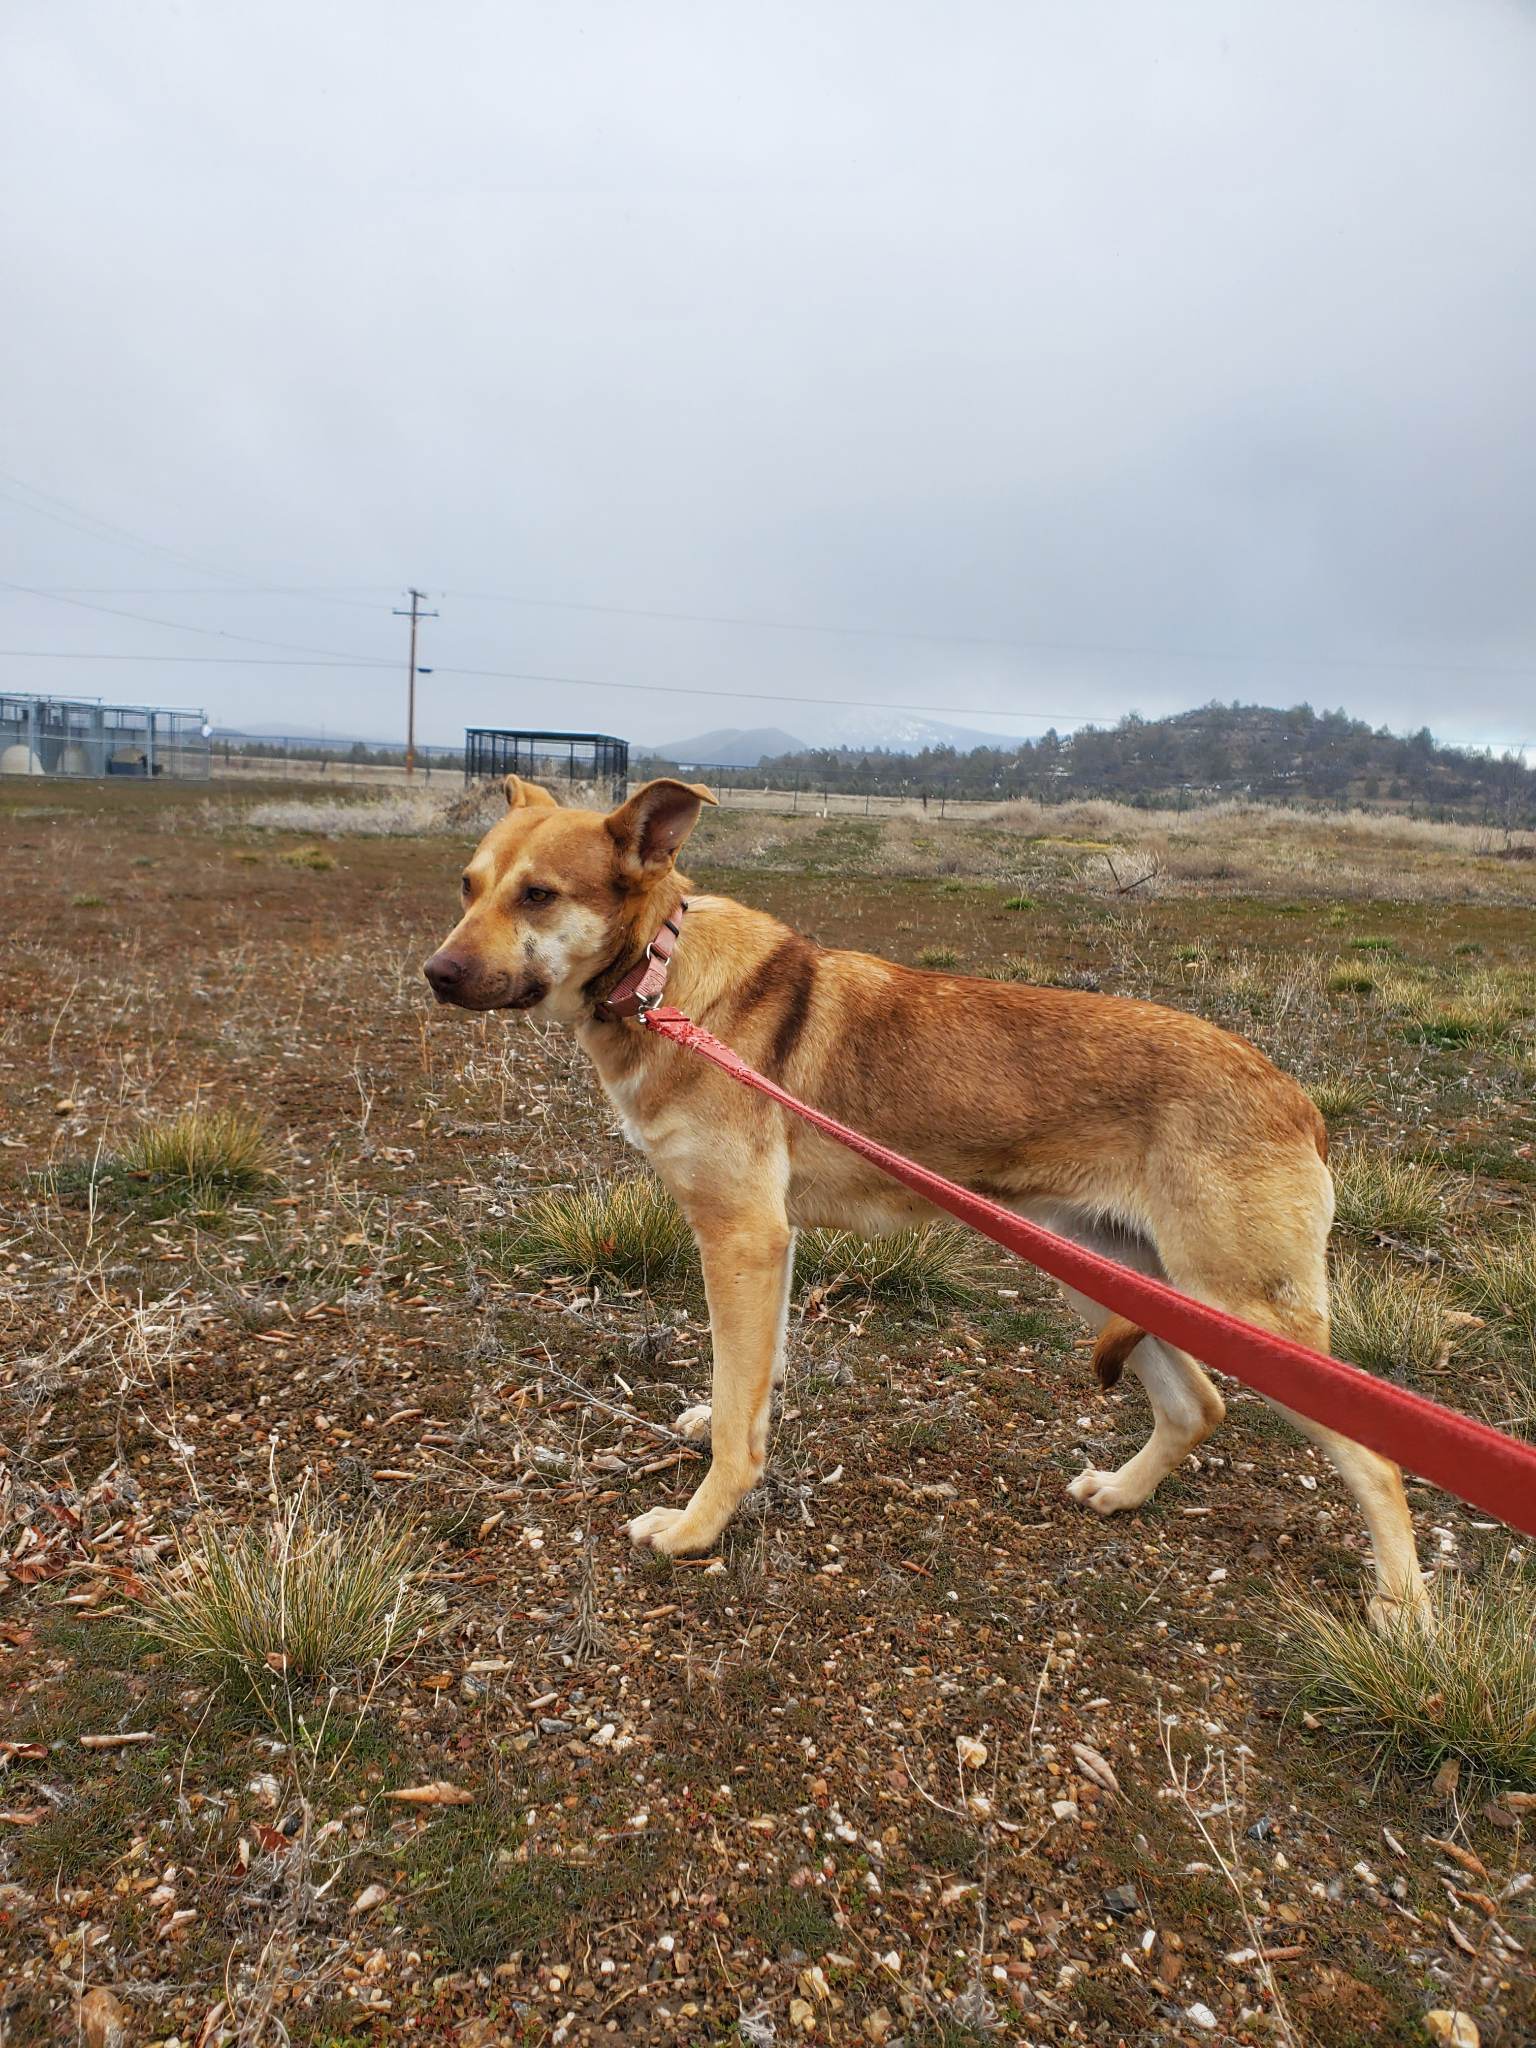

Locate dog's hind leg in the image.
[1157,1214,1428,1629]
[1064,1291,1225,1514]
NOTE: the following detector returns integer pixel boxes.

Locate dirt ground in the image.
[1,777,1533,2047]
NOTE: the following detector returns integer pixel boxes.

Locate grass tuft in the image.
[1278,1564,1536,1787]
[118,1107,273,1193]
[797,1225,978,1304]
[135,1496,435,1708]
[1001,893,1037,912]
[1329,1256,1452,1379]
[916,945,961,969]
[1327,965,1376,996]
[1458,1231,1536,1339]
[1399,975,1521,1047]
[506,1175,695,1287]
[278,843,337,870]
[1331,1152,1446,1241]
[981,954,1047,984]
[1307,1075,1366,1121]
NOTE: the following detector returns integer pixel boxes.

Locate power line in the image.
[0,580,387,667]
[0,469,379,610]
[5,465,1535,686]
[0,469,289,591]
[441,586,1536,687]
[10,641,1530,754]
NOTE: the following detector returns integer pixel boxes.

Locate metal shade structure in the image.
[464,727,629,802]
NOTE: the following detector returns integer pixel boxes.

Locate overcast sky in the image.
[3,1,1534,756]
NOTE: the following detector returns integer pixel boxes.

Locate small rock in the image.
[1071,1741,1121,1796]
[1432,1756,1461,1800]
[1050,1798,1080,1823]
[247,1772,280,1808]
[456,2021,504,2047]
[538,1717,571,1736]
[352,1883,389,1915]
[76,1989,128,2048]
[1424,2013,1479,2048]
[956,1735,987,1769]
[789,1995,816,2031]
[1185,2002,1219,2031]
[1245,1816,1274,1842]
[1102,1884,1140,1920]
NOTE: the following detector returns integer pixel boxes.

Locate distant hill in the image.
[643,726,808,768]
[643,712,1026,767]
[680,702,1535,820]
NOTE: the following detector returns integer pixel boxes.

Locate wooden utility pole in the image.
[392,588,439,776]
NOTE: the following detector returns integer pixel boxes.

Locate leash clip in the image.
[632,943,665,1014]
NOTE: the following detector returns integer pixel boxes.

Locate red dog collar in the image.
[602,901,688,1018]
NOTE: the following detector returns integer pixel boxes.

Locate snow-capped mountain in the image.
[816,709,1027,753]
[646,711,1026,764]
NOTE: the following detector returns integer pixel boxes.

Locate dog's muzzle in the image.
[423,952,546,1011]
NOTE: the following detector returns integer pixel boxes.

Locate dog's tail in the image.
[1091,1314,1147,1390]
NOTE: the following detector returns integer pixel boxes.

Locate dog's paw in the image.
[625,1506,710,1556]
[1066,1465,1146,1516]
[673,1403,712,1442]
[1368,1585,1433,1636]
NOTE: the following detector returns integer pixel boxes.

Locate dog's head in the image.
[423,774,716,1023]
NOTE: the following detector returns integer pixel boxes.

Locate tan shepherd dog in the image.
[425,775,1427,1627]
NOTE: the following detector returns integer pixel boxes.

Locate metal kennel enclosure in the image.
[463,727,629,802]
[0,692,212,779]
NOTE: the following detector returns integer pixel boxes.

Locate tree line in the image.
[638,702,1535,823]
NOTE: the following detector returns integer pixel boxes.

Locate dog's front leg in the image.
[626,1211,793,1557]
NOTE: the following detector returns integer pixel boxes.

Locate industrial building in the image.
[0,691,212,779]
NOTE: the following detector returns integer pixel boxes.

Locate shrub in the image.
[797,1225,978,1304]
[135,1497,435,1711]
[1278,1563,1536,1787]
[506,1176,695,1286]
[1329,1256,1452,1378]
[1331,1152,1446,1241]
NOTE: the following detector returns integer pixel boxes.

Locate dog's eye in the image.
[521,885,556,907]
[460,874,472,899]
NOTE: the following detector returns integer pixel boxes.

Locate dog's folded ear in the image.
[504,774,559,811]
[605,777,717,878]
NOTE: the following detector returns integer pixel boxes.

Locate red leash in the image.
[640,1003,1536,1540]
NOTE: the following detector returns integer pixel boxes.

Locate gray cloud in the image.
[3,0,1533,754]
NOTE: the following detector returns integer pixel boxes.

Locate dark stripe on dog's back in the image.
[729,935,817,1073]
[769,948,817,1072]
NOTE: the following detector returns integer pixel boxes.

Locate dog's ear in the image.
[504,774,559,811]
[605,777,717,878]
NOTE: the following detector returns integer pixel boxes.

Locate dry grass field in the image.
[2,776,1534,2048]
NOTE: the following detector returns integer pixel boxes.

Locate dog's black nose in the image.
[424,951,465,996]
